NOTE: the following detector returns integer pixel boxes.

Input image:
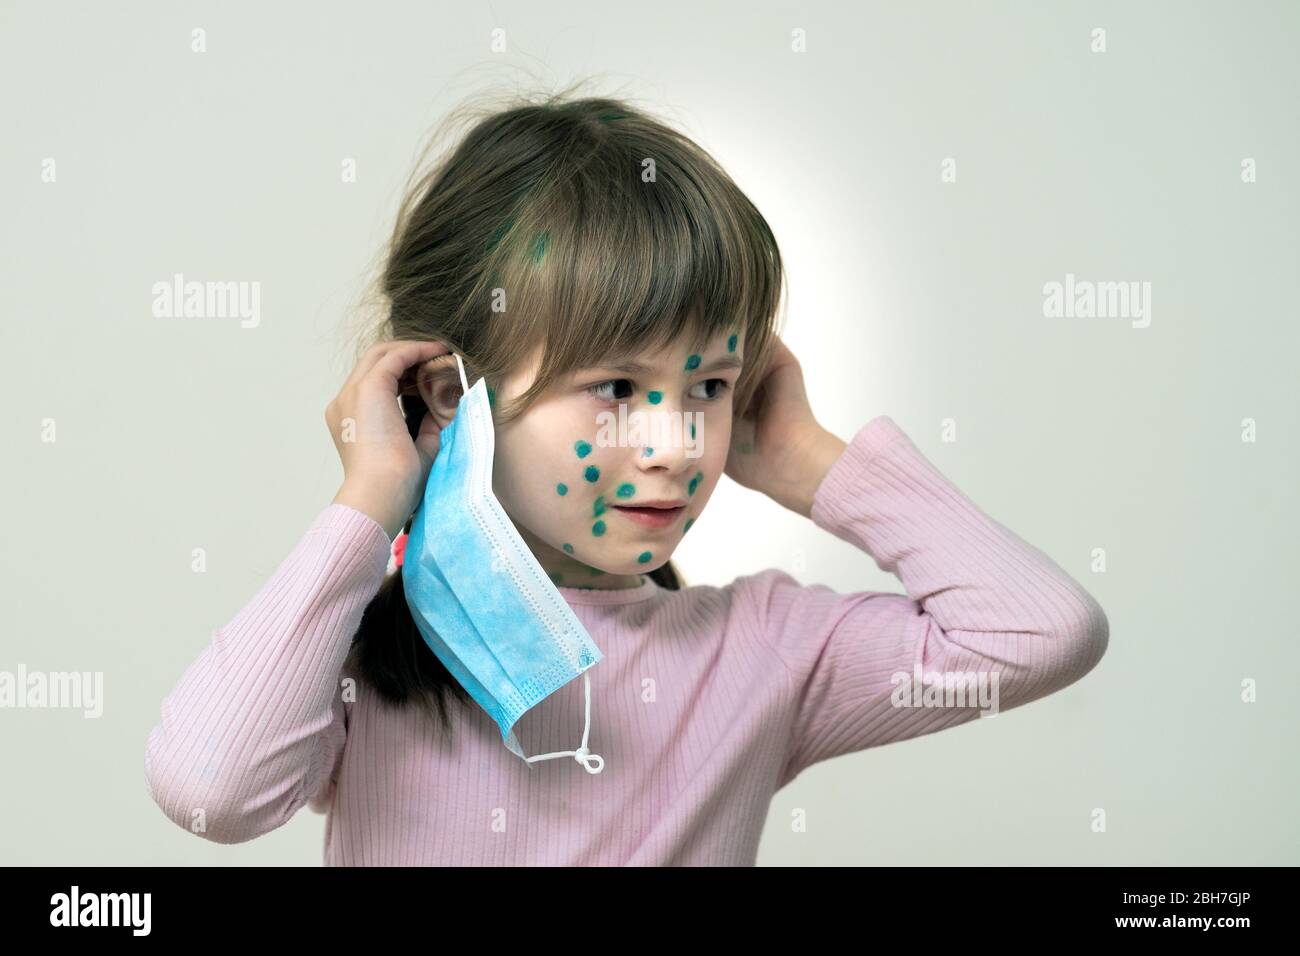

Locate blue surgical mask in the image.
[401,353,606,774]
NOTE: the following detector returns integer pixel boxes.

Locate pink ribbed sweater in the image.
[144,415,1108,865]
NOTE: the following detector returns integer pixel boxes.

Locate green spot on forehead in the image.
[556,483,568,496]
[684,354,701,371]
[637,551,653,564]
[528,230,550,265]
[574,440,592,458]
[591,520,607,536]
[593,495,607,517]
[584,465,600,483]
[562,543,574,554]
[616,483,636,498]
[647,390,662,405]
[726,332,738,353]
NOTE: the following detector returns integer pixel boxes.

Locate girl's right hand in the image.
[327,339,452,539]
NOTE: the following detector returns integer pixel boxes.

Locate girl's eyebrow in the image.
[596,355,744,375]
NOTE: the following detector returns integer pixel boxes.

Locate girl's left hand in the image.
[724,335,847,518]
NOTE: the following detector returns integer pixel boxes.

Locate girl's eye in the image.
[688,378,731,401]
[586,378,635,402]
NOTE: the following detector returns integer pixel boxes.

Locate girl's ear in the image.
[416,354,466,431]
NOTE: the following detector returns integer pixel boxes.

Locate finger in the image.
[397,352,459,398]
[413,410,442,469]
[342,340,404,392]
[367,341,456,397]
[348,339,449,392]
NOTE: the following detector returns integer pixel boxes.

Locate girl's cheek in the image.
[546,428,612,542]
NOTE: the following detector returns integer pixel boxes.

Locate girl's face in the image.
[489,328,744,589]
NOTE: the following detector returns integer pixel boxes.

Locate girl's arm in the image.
[736,415,1109,788]
[143,504,391,843]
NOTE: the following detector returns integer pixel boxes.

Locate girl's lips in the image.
[611,505,685,530]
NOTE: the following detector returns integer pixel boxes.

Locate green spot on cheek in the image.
[574,440,592,458]
[556,483,568,496]
[684,354,701,371]
[683,517,695,533]
[589,567,605,576]
[593,495,607,517]
[584,465,600,483]
[689,422,696,439]
[592,520,606,537]
[687,470,703,495]
[647,390,662,405]
[548,571,564,585]
[616,483,635,498]
[726,332,738,353]
[563,543,574,554]
[487,386,495,409]
[637,551,653,564]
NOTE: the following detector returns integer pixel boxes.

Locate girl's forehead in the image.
[592,328,741,368]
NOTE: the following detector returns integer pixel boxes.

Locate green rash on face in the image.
[556,482,568,496]
[637,551,653,564]
[687,470,703,495]
[684,354,701,371]
[683,517,695,533]
[584,465,600,483]
[726,332,738,353]
[548,571,564,585]
[592,520,606,537]
[562,543,574,554]
[528,231,550,265]
[689,421,696,439]
[574,439,592,459]
[592,495,607,517]
[615,483,635,498]
[647,390,662,405]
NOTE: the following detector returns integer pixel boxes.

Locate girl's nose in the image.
[630,403,702,475]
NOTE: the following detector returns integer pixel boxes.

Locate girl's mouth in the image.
[611,505,686,530]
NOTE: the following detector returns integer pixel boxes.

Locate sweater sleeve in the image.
[736,416,1109,788]
[143,504,392,843]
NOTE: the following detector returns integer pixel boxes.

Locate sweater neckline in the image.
[557,574,659,605]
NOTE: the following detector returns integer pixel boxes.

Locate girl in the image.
[144,91,1109,866]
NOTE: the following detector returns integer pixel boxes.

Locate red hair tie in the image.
[392,532,409,569]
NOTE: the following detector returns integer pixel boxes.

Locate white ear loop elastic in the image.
[453,352,471,395]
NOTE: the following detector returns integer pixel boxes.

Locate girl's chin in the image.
[546,548,672,579]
